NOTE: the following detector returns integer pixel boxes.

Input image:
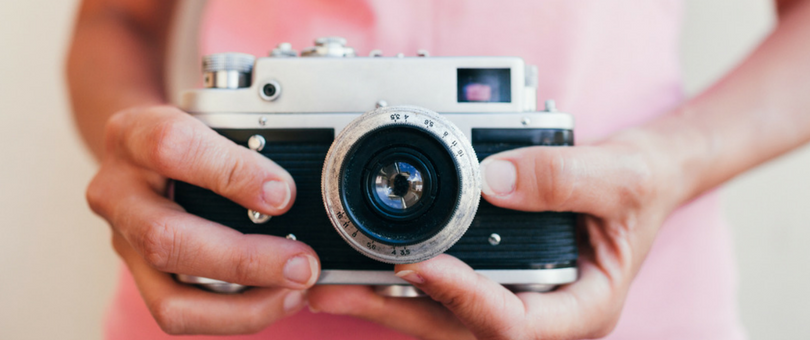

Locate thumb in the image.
[394,255,527,339]
[479,145,649,218]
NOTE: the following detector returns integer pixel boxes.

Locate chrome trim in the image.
[317,268,578,285]
[175,274,247,294]
[181,57,529,113]
[375,285,426,297]
[189,111,575,141]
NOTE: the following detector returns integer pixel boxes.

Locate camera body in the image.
[174,37,578,296]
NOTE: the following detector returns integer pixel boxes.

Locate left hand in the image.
[308,130,686,339]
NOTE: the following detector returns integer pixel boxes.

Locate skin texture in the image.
[68,0,810,337]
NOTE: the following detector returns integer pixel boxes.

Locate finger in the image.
[394,255,530,339]
[307,285,474,340]
[106,105,295,215]
[479,145,652,218]
[112,232,307,335]
[519,260,626,339]
[88,165,320,289]
[395,255,627,339]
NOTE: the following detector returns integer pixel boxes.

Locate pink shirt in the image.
[105,1,745,339]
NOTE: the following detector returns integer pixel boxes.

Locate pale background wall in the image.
[1,1,806,339]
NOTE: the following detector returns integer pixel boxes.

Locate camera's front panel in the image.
[173,124,578,275]
[463,128,578,270]
[174,127,391,270]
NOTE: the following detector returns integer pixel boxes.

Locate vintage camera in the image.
[174,37,579,297]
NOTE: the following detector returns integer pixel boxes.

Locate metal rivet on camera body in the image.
[417,49,430,57]
[270,42,298,57]
[488,233,501,246]
[248,209,271,224]
[286,234,297,241]
[302,36,356,57]
[259,80,281,101]
[521,117,531,126]
[369,49,383,57]
[315,36,347,46]
[375,100,388,108]
[259,116,268,126]
[248,135,266,152]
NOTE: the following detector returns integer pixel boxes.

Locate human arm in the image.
[307,1,810,339]
[67,0,318,334]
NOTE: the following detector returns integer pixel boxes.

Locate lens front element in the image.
[374,161,424,210]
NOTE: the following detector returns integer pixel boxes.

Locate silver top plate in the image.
[181,57,531,113]
[189,111,574,141]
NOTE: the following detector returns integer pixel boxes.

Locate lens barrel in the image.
[322,106,480,264]
[342,128,457,246]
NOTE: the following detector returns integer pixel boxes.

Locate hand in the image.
[308,130,683,339]
[87,105,321,335]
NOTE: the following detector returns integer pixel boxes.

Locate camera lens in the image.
[363,151,436,222]
[340,127,452,246]
[373,162,423,210]
[321,106,480,263]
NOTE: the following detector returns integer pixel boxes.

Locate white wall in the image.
[0,1,806,339]
[0,1,117,340]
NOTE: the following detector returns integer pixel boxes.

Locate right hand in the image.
[87,105,320,335]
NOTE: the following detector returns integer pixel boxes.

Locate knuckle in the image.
[146,118,199,174]
[151,298,188,335]
[618,155,654,207]
[85,174,107,216]
[431,286,469,312]
[438,292,465,311]
[103,110,129,150]
[535,149,574,209]
[216,155,246,196]
[139,218,179,271]
[580,294,622,339]
[240,303,273,333]
[588,315,620,338]
[231,245,262,285]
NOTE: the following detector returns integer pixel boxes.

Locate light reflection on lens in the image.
[374,162,423,210]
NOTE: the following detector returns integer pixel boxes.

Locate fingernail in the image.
[395,270,424,284]
[308,304,320,314]
[263,180,291,209]
[480,159,516,196]
[283,290,305,313]
[284,255,319,286]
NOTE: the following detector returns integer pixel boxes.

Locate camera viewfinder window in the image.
[457,68,511,103]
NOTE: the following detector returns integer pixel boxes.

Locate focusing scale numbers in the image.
[335,210,359,238]
[389,113,409,123]
[337,209,407,257]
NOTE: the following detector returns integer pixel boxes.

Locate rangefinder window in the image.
[457,68,511,103]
